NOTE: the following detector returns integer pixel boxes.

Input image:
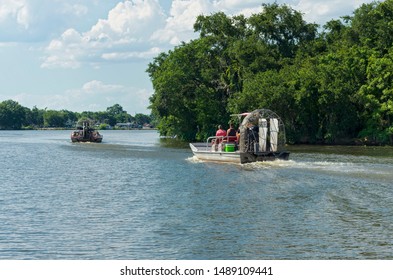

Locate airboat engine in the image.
[239,109,289,163]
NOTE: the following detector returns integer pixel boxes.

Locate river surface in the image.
[1,130,392,260]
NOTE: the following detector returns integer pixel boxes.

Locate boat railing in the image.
[206,136,237,145]
[206,136,238,151]
[206,136,216,146]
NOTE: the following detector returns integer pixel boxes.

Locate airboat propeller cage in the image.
[239,109,286,154]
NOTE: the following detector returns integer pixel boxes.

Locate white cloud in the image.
[58,80,126,110]
[151,0,263,45]
[88,1,158,40]
[40,28,84,69]
[6,80,151,114]
[286,0,375,24]
[215,0,262,14]
[40,0,376,69]
[42,0,265,67]
[0,0,30,28]
[61,80,151,113]
[151,0,212,45]
[101,47,161,61]
[62,3,89,17]
[0,0,92,42]
[81,80,123,93]
[41,0,166,69]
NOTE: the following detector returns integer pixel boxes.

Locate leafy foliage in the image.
[0,100,27,129]
[147,1,393,144]
[0,101,152,130]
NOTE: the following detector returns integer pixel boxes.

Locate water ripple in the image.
[1,131,392,259]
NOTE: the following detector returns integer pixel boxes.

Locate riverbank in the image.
[293,137,391,146]
[19,127,157,131]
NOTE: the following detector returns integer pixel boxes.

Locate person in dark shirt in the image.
[227,123,236,137]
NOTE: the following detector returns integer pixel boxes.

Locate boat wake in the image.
[187,152,392,181]
[186,156,205,163]
[189,157,369,173]
[242,158,392,179]
[245,159,358,170]
[186,156,236,164]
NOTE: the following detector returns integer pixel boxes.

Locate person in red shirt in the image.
[216,125,227,138]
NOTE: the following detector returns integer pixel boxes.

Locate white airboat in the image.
[189,109,290,164]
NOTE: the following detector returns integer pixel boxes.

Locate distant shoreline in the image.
[0,128,390,146]
[7,127,157,131]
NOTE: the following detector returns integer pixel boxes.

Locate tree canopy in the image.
[0,101,152,130]
[0,100,27,130]
[147,1,393,145]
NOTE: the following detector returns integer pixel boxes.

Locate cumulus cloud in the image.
[42,0,166,68]
[0,0,90,42]
[60,80,151,113]
[101,47,161,61]
[152,0,264,45]
[42,0,264,67]
[0,0,29,28]
[40,0,375,69]
[151,0,211,45]
[7,80,151,113]
[81,80,123,93]
[154,0,375,46]
[215,0,263,15]
[293,0,361,23]
[47,80,123,111]
[61,3,89,17]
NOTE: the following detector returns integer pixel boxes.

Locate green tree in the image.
[25,106,45,127]
[43,110,66,127]
[248,3,318,59]
[148,39,226,140]
[148,13,250,140]
[147,1,393,145]
[134,113,151,126]
[60,110,77,127]
[0,100,26,129]
[106,104,125,116]
[357,50,393,144]
[105,104,132,125]
[350,0,393,54]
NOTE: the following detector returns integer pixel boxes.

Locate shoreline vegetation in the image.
[147,1,393,146]
[31,127,156,131]
[0,101,154,131]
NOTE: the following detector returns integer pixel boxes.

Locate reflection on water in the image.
[0,130,392,259]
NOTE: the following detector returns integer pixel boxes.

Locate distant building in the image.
[115,122,133,129]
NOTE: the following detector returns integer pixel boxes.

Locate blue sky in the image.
[0,0,374,115]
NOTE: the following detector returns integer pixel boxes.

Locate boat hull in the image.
[190,143,289,164]
[190,143,241,163]
[71,136,103,143]
[71,131,103,143]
